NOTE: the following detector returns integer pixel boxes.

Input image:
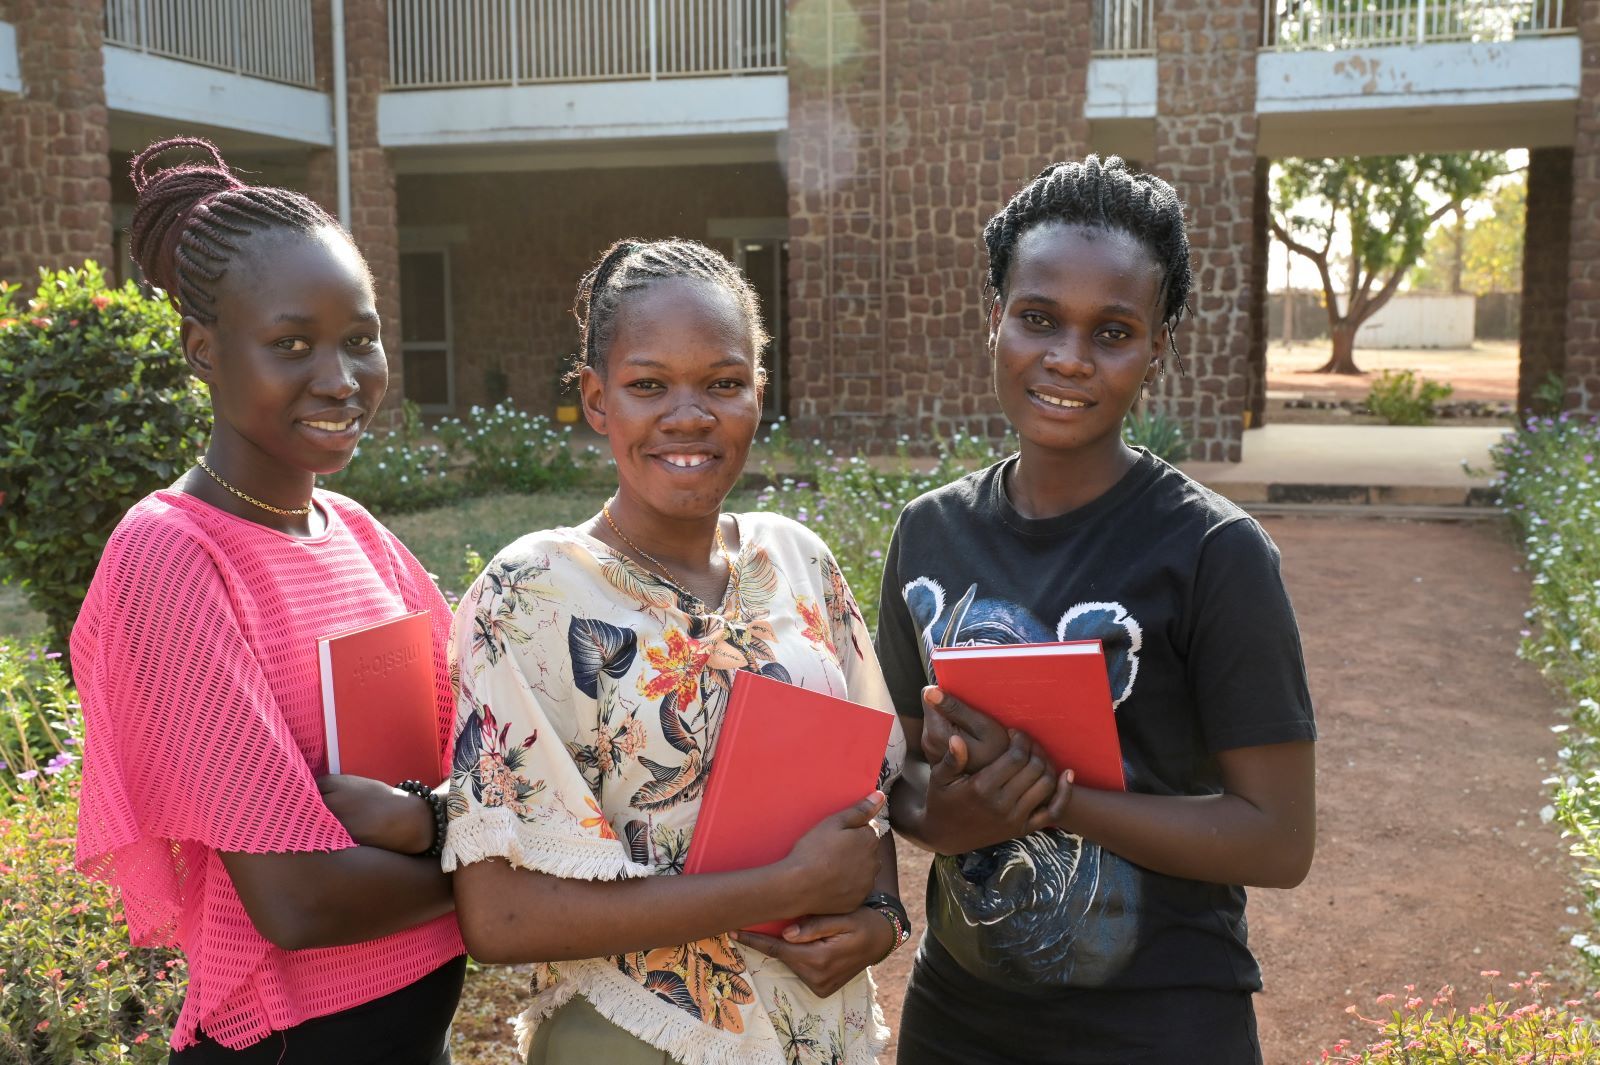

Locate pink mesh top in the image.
[72,489,465,1051]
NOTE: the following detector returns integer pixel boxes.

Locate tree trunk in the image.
[1449,207,1466,295]
[1313,324,1363,374]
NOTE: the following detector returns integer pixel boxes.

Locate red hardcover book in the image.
[930,640,1125,792]
[683,670,894,936]
[317,610,443,787]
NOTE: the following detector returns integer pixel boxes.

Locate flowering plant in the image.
[1,639,184,1062]
[753,420,1013,631]
[1314,972,1598,1063]
[1491,412,1600,976]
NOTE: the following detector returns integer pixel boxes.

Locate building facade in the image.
[1,0,1594,460]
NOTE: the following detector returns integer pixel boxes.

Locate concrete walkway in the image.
[1181,424,1507,506]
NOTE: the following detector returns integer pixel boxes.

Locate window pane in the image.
[403,350,450,407]
[400,252,447,343]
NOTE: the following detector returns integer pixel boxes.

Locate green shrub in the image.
[1122,406,1191,464]
[321,401,594,514]
[321,402,464,515]
[1365,369,1453,426]
[1314,973,1598,1063]
[0,266,208,650]
[0,641,184,1063]
[435,402,593,495]
[1491,412,1600,978]
[754,422,1012,631]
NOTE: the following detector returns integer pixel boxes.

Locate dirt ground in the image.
[454,514,1578,1065]
[1268,339,1518,405]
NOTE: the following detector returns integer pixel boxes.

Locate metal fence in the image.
[387,0,786,89]
[103,0,317,88]
[1263,0,1572,50]
[1092,0,1155,56]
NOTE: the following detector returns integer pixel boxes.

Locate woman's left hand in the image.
[317,774,435,855]
[733,907,897,998]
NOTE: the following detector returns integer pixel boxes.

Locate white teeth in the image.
[305,419,356,431]
[663,455,709,468]
[1033,392,1087,409]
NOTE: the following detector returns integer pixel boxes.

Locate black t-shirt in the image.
[877,449,1316,999]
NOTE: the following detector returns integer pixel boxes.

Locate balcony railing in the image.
[103,0,317,88]
[1263,0,1573,50]
[1092,0,1155,56]
[387,0,785,90]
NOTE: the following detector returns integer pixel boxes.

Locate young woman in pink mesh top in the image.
[72,138,465,1063]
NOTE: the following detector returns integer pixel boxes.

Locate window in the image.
[399,249,453,412]
[736,238,789,423]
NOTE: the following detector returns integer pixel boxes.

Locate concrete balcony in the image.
[100,0,331,147]
[1085,0,1579,159]
[381,0,786,152]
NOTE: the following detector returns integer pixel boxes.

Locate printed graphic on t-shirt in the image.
[906,576,1144,986]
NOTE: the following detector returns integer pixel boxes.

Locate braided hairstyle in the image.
[128,136,357,323]
[982,155,1192,363]
[570,238,769,382]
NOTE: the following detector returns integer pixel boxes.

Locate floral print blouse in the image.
[442,512,906,1065]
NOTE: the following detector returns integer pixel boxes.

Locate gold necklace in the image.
[602,501,739,609]
[196,456,313,517]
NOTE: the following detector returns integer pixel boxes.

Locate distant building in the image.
[1,0,1594,459]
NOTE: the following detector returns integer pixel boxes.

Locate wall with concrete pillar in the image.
[1521,146,1573,413]
[1565,0,1600,411]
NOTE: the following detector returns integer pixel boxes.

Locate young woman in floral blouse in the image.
[444,239,909,1065]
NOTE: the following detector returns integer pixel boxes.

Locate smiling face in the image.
[185,226,387,480]
[991,221,1167,467]
[581,275,762,527]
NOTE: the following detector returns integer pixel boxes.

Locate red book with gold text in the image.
[931,640,1125,792]
[684,669,894,936]
[317,610,443,787]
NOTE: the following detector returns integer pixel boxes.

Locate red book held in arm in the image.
[683,669,894,936]
[318,610,443,787]
[930,640,1125,792]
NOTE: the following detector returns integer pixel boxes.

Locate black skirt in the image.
[169,954,467,1065]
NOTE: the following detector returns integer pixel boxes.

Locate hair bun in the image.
[129,136,241,197]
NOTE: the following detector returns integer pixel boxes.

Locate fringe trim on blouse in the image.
[512,961,890,1065]
[442,807,654,880]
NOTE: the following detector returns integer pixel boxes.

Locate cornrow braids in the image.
[569,238,770,381]
[982,154,1193,365]
[127,136,355,323]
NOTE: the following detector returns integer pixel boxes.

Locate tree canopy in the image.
[1411,174,1526,296]
[1271,152,1506,373]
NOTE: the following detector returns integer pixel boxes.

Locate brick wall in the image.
[397,164,786,414]
[785,0,1093,445]
[0,0,113,285]
[1150,0,1260,462]
[1565,0,1600,411]
[1521,146,1572,413]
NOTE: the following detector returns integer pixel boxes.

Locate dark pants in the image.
[896,944,1262,1065]
[170,955,467,1065]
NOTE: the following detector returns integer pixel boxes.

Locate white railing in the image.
[388,0,785,89]
[1093,0,1155,56]
[1263,0,1572,50]
[103,0,316,88]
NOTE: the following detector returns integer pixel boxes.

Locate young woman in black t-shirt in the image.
[880,156,1317,1065]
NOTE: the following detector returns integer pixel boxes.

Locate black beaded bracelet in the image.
[864,891,912,958]
[396,779,447,859]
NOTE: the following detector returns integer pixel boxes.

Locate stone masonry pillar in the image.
[0,0,113,285]
[1520,147,1572,414]
[309,0,403,409]
[1564,0,1600,411]
[785,0,1093,444]
[1151,0,1260,462]
[1246,156,1270,429]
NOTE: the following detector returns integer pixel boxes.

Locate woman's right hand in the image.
[778,791,886,917]
[917,727,1058,855]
